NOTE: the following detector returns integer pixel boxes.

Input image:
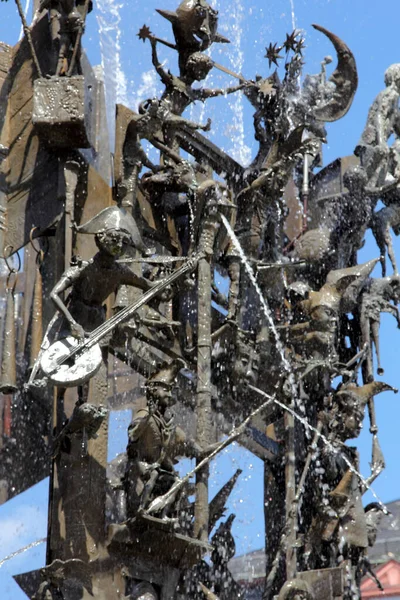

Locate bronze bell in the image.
[0,275,18,394]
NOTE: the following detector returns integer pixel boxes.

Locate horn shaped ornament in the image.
[155,8,178,24]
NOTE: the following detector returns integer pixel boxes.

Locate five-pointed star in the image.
[283,31,298,53]
[138,24,152,42]
[265,42,283,69]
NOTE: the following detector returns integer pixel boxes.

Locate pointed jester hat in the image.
[307,258,380,315]
[157,0,230,51]
[76,205,149,255]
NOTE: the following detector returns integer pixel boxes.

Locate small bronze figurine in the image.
[331,381,396,441]
[360,275,400,381]
[209,514,243,600]
[124,359,203,520]
[355,63,400,187]
[28,206,158,390]
[148,36,243,123]
[156,0,229,76]
[38,0,92,76]
[50,206,153,339]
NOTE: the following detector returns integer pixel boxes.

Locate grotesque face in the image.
[310,305,337,330]
[339,399,364,440]
[185,52,214,81]
[176,0,219,50]
[342,410,363,439]
[278,580,314,600]
[384,63,400,88]
[176,161,198,192]
[343,165,368,195]
[389,277,400,302]
[147,385,174,412]
[96,229,132,258]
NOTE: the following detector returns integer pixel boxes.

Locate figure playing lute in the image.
[28,205,195,389]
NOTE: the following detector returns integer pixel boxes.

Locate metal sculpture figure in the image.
[38,0,92,75]
[147,35,243,123]
[156,0,230,76]
[371,187,400,276]
[355,63,400,187]
[29,206,154,388]
[117,95,211,214]
[5,1,400,599]
[124,359,203,520]
[359,275,400,382]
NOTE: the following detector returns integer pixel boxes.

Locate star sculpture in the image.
[265,42,283,69]
[138,24,152,42]
[283,31,298,54]
[294,37,306,56]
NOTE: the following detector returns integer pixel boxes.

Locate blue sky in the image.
[1,0,400,598]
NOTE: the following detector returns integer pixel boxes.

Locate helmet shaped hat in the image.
[76,206,148,254]
[146,358,185,389]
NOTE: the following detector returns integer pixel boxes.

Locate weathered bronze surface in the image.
[0,2,399,599]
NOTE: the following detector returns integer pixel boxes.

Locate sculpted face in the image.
[384,63,400,88]
[158,0,229,52]
[147,385,174,412]
[176,162,198,192]
[339,399,364,440]
[185,52,214,81]
[96,229,132,258]
[389,277,400,302]
[176,0,219,49]
[310,305,337,330]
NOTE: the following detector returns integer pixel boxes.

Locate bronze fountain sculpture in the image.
[0,0,399,598]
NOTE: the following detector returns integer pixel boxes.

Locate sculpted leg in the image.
[371,319,383,375]
[139,468,159,511]
[360,307,374,382]
[384,224,398,275]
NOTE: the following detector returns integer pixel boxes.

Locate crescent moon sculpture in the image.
[311,23,358,122]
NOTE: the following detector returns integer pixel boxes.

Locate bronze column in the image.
[194,188,219,542]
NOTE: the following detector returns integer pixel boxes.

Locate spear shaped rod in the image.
[14,0,43,77]
[146,394,275,515]
[139,28,247,83]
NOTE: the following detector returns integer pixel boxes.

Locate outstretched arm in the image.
[119,265,154,291]
[150,37,173,87]
[196,83,245,101]
[133,140,161,173]
[174,426,221,460]
[382,301,400,327]
[50,266,86,338]
[128,410,152,445]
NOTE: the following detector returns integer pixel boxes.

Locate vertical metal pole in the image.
[284,408,297,580]
[63,160,80,269]
[45,221,65,565]
[194,254,212,541]
[14,0,43,77]
[0,149,9,255]
[29,254,43,369]
[302,153,309,232]
[193,198,218,542]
